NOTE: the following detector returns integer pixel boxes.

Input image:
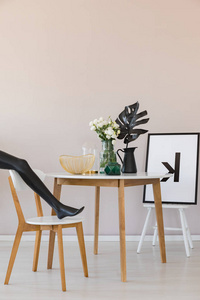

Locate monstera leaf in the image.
[115,102,149,146]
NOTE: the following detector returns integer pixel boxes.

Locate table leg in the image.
[47,178,62,269]
[94,186,100,255]
[118,179,126,282]
[152,179,166,263]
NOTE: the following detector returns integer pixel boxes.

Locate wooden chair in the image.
[4,170,88,291]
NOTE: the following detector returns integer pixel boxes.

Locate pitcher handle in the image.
[116,149,124,164]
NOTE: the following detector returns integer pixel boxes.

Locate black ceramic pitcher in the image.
[117,147,137,173]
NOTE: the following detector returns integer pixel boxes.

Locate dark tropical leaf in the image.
[135,110,148,120]
[117,129,127,139]
[125,103,139,123]
[124,135,139,144]
[128,111,147,128]
[115,118,123,127]
[115,119,127,131]
[118,110,128,126]
[129,102,139,114]
[116,102,149,146]
[128,128,148,135]
[133,118,150,128]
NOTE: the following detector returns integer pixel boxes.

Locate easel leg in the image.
[137,207,152,253]
[179,208,190,257]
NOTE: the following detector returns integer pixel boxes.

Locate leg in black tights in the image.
[0,150,84,219]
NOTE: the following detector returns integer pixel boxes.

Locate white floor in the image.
[0,240,200,300]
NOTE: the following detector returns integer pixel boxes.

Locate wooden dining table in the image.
[46,172,171,282]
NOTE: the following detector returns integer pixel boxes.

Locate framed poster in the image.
[143,133,199,205]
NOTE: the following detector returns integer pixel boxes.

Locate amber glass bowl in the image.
[59,154,95,174]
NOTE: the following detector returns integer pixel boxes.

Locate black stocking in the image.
[0,150,84,219]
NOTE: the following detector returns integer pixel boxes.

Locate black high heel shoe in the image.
[56,205,85,219]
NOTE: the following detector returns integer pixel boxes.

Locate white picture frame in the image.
[144,133,199,205]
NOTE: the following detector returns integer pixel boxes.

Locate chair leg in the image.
[76,223,88,277]
[47,230,56,269]
[57,225,66,292]
[4,226,23,284]
[179,208,190,257]
[137,207,152,253]
[32,230,42,272]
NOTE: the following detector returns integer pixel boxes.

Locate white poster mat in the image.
[144,133,199,204]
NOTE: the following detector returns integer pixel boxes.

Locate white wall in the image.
[0,0,200,235]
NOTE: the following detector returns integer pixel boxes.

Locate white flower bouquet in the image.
[89,117,120,144]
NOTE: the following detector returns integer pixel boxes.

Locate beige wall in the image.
[0,0,200,235]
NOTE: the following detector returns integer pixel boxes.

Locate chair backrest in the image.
[9,169,46,191]
[8,169,46,223]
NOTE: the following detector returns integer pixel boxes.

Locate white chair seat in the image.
[27,216,83,225]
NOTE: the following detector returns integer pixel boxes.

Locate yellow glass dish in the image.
[59,154,95,174]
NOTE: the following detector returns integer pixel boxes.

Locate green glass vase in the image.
[99,140,117,174]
